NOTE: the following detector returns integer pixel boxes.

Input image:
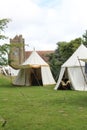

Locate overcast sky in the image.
[0,0,87,50]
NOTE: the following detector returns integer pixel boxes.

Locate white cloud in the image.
[0,0,87,50]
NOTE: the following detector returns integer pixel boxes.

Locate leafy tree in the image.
[82,30,87,46]
[0,18,11,65]
[0,44,10,65]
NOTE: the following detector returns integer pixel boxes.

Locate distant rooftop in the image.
[25,50,54,62]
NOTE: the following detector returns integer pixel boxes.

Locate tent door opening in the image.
[30,68,42,86]
[58,68,72,90]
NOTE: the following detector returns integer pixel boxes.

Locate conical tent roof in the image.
[13,50,56,86]
[62,44,87,67]
[21,50,48,68]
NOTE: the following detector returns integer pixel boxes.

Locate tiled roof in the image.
[25,50,54,62]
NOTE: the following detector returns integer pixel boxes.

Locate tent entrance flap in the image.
[30,68,42,86]
[58,68,72,90]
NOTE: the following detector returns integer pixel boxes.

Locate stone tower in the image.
[9,35,25,69]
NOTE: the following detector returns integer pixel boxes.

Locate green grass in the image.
[0,75,87,130]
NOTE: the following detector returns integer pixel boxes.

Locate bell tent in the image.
[13,50,56,86]
[54,44,87,91]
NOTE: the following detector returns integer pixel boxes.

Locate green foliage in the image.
[0,18,11,39]
[47,53,60,81]
[82,30,87,46]
[0,18,11,65]
[0,76,87,130]
[0,44,10,65]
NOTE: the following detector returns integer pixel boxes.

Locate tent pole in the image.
[77,56,87,90]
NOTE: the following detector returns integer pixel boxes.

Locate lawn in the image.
[0,75,87,130]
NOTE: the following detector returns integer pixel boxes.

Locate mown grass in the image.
[0,75,87,130]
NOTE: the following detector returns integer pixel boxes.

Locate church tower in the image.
[9,35,25,69]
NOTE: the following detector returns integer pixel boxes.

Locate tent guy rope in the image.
[77,56,87,90]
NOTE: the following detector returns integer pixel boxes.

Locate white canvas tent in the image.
[54,44,87,91]
[13,50,56,86]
